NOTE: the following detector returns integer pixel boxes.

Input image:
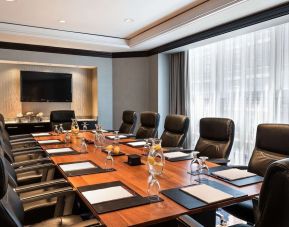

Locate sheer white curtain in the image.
[188,22,289,165]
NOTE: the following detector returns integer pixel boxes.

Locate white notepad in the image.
[32,132,50,137]
[212,169,256,181]
[82,186,134,204]
[106,135,127,139]
[127,141,146,147]
[46,147,74,154]
[60,162,95,172]
[164,151,190,159]
[63,130,71,133]
[181,184,233,204]
[38,139,61,144]
[92,129,108,133]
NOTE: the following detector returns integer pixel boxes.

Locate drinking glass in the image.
[82,122,88,131]
[94,130,105,149]
[80,137,87,153]
[199,156,209,175]
[189,151,200,175]
[59,124,64,134]
[142,139,150,155]
[147,174,161,202]
[104,150,114,171]
[54,125,59,135]
[64,131,71,144]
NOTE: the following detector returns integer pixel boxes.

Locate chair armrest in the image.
[177,215,204,227]
[12,149,45,157]
[11,146,42,153]
[11,140,37,146]
[15,178,68,193]
[15,163,54,174]
[208,158,230,165]
[12,157,51,168]
[10,134,32,140]
[20,186,74,203]
[70,219,103,227]
[227,165,248,170]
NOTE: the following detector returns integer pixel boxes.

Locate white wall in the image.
[0,49,113,128]
[112,57,150,129]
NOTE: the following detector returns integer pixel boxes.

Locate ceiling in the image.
[0,0,288,53]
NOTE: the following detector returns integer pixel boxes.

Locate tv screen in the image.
[20,71,72,102]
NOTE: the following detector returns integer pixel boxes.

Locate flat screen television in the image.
[20,71,72,102]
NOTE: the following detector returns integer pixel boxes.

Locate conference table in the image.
[34,131,262,227]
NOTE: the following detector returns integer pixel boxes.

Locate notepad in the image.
[181,184,233,204]
[106,135,127,139]
[127,141,146,147]
[82,186,134,204]
[59,162,95,172]
[32,132,50,137]
[63,130,71,133]
[164,152,190,159]
[46,147,74,154]
[38,139,61,144]
[212,169,256,181]
[92,129,108,133]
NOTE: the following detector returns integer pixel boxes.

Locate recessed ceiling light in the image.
[124,18,134,23]
[59,20,66,24]
[5,0,16,2]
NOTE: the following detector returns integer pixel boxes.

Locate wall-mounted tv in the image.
[20,71,72,102]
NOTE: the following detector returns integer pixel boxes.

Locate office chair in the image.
[50,110,75,130]
[194,117,235,165]
[0,155,101,227]
[223,123,289,224]
[177,158,289,227]
[135,111,160,139]
[118,110,137,134]
[160,114,190,148]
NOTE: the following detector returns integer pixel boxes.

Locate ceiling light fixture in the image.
[124,18,134,23]
[5,0,16,2]
[59,20,66,24]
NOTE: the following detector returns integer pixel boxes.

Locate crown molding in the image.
[0,1,288,59]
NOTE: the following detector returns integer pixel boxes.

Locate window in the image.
[188,23,289,164]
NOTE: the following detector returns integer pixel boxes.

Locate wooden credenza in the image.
[5,119,97,135]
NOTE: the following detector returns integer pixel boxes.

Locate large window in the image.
[188,22,289,164]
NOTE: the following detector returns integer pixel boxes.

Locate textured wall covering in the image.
[0,63,96,118]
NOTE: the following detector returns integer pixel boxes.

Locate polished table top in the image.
[35,132,262,227]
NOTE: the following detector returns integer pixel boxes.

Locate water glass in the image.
[54,125,59,135]
[199,156,209,175]
[147,175,161,202]
[104,150,114,171]
[59,124,64,134]
[189,151,200,175]
[64,132,71,144]
[80,137,87,153]
[82,122,88,131]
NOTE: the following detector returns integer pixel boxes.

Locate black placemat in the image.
[101,149,126,156]
[78,181,150,214]
[161,179,247,210]
[45,147,80,157]
[58,160,113,177]
[207,166,264,187]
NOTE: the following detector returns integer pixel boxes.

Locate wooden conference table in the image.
[35,132,262,227]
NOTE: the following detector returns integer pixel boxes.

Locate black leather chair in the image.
[118,110,137,134]
[195,117,235,164]
[223,123,289,224]
[50,110,75,130]
[160,114,190,148]
[0,154,101,226]
[177,158,289,227]
[135,111,160,139]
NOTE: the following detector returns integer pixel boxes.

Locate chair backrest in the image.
[0,113,5,126]
[160,114,190,147]
[119,110,137,134]
[135,112,160,139]
[248,124,289,176]
[194,118,235,159]
[50,110,75,130]
[0,155,24,227]
[255,158,289,227]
